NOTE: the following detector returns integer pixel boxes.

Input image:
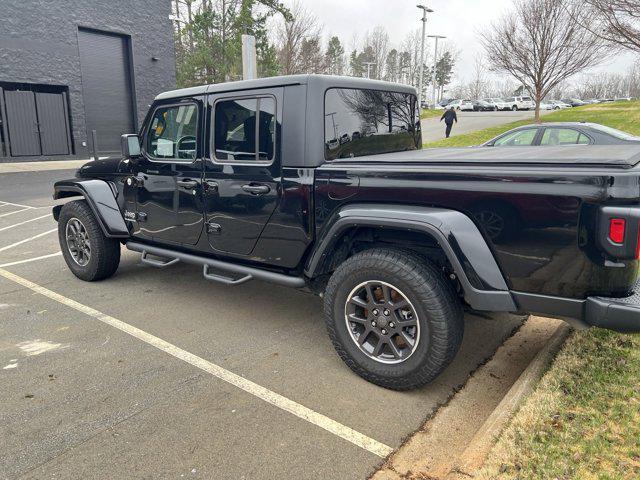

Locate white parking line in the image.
[0,267,394,458]
[0,252,62,268]
[0,228,57,253]
[0,208,32,218]
[0,214,52,233]
[0,200,36,209]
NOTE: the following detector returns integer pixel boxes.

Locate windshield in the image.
[593,124,640,141]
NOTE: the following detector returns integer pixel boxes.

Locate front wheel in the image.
[58,200,121,281]
[511,105,518,111]
[323,248,464,390]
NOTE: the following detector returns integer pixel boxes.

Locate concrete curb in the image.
[0,159,89,174]
[447,321,572,478]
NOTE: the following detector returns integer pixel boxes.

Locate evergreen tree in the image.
[175,0,290,87]
[325,36,345,75]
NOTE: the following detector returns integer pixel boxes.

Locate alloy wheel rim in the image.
[344,280,420,364]
[65,217,91,266]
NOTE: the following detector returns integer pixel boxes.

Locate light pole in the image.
[416,5,433,109]
[427,35,445,108]
[325,112,338,140]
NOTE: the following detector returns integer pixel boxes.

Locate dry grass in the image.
[477,328,640,480]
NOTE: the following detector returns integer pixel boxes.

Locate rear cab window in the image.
[324,88,421,160]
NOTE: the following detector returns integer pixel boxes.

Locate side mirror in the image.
[121,134,141,159]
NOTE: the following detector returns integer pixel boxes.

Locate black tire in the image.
[58,200,121,281]
[323,248,464,390]
[511,105,518,111]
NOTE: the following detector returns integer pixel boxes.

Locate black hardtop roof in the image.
[155,74,417,100]
[327,144,640,169]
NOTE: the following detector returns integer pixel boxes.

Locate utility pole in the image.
[325,112,338,140]
[416,5,433,109]
[363,62,376,79]
[427,34,445,108]
[241,34,258,80]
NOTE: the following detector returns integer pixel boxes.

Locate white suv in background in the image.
[483,98,511,111]
[448,99,474,111]
[504,96,535,111]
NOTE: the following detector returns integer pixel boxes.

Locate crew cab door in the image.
[202,88,282,255]
[132,97,205,246]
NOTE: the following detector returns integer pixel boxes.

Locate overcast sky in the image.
[278,0,636,85]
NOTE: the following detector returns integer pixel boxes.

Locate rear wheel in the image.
[511,105,518,111]
[324,248,464,390]
[58,200,121,281]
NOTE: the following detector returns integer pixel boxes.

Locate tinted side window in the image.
[214,97,275,162]
[324,88,420,160]
[541,128,589,145]
[493,129,537,146]
[146,104,198,160]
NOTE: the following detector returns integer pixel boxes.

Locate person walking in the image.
[440,106,458,138]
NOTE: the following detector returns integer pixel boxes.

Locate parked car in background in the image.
[482,122,640,147]
[438,98,454,109]
[448,99,474,111]
[584,99,601,104]
[472,100,495,111]
[539,101,554,110]
[561,98,587,107]
[548,100,572,109]
[483,98,510,110]
[503,96,535,110]
[339,133,351,145]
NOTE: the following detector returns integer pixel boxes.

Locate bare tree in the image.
[481,0,609,121]
[575,0,640,52]
[363,26,390,80]
[275,1,322,75]
[468,57,488,99]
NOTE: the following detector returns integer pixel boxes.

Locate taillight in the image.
[609,218,626,244]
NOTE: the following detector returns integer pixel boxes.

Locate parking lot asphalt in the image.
[0,170,524,479]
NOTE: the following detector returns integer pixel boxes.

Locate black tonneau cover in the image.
[341,145,640,169]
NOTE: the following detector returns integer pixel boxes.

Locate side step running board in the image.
[126,241,306,289]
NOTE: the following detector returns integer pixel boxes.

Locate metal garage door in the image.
[3,89,72,157]
[78,29,134,155]
[35,92,71,155]
[4,90,41,156]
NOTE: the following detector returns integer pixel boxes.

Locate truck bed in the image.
[341,145,640,169]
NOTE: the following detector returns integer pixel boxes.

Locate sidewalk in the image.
[0,159,90,174]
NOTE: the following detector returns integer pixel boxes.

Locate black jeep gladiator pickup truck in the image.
[53,75,640,390]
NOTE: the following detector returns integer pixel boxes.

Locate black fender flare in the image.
[305,204,516,312]
[53,179,129,238]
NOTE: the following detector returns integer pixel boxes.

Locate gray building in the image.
[0,1,176,161]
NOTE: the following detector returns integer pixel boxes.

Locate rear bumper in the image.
[585,281,640,332]
[512,281,640,333]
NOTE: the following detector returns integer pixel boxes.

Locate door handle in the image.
[177,179,198,188]
[242,184,270,195]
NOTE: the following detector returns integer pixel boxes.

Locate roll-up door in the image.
[78,28,134,155]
